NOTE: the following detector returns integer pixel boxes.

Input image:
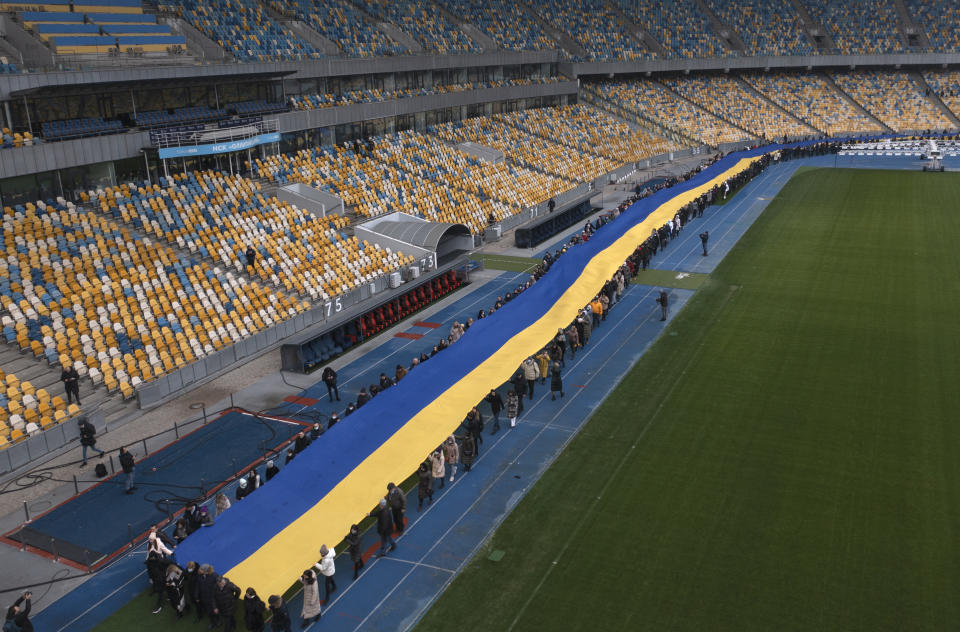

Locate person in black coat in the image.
[184,503,203,534]
[213,577,241,632]
[245,246,256,269]
[700,230,709,256]
[5,592,33,632]
[657,289,669,321]
[243,588,265,632]
[465,409,483,455]
[267,595,291,632]
[416,461,433,510]
[345,524,364,580]
[457,433,476,472]
[194,564,219,625]
[369,498,396,556]
[293,432,310,454]
[309,422,323,441]
[356,388,370,408]
[145,552,167,614]
[264,460,279,481]
[119,446,136,494]
[321,366,339,402]
[484,389,504,433]
[183,561,202,621]
[386,482,405,533]
[550,361,564,400]
[61,364,80,405]
[77,415,104,466]
[511,370,526,406]
[328,412,340,429]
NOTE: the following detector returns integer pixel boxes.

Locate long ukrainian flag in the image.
[176,148,770,596]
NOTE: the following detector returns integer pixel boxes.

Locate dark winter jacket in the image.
[373,506,393,537]
[119,449,135,474]
[484,392,504,415]
[417,464,432,498]
[345,530,362,563]
[387,486,405,511]
[5,596,32,632]
[78,418,96,447]
[458,435,476,466]
[550,365,563,391]
[213,580,240,616]
[244,595,265,631]
[195,571,219,605]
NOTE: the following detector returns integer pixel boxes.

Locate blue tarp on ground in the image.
[23,411,302,557]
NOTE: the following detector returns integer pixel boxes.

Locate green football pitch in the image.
[415,168,960,632]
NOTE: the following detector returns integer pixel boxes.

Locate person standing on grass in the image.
[321,366,339,402]
[243,588,265,632]
[370,498,396,556]
[145,549,168,614]
[78,415,104,466]
[267,595,292,632]
[386,482,406,534]
[700,230,709,256]
[430,447,446,489]
[417,461,433,510]
[299,570,322,627]
[184,561,201,621]
[484,389,504,434]
[195,564,219,626]
[657,289,669,321]
[345,524,364,580]
[316,544,337,602]
[550,361,564,400]
[213,576,240,632]
[119,446,136,494]
[507,389,520,428]
[444,436,459,483]
[165,564,188,619]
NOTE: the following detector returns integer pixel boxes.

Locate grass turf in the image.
[473,254,540,273]
[415,168,960,631]
[631,268,707,290]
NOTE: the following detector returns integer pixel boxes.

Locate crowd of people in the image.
[48,141,841,632]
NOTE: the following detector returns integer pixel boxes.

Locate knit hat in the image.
[266,460,274,468]
[320,544,329,556]
[239,478,247,488]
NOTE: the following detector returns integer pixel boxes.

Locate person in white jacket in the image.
[521,357,540,399]
[314,544,337,603]
[147,532,172,558]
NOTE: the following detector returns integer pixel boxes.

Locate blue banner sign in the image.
[159,132,281,159]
